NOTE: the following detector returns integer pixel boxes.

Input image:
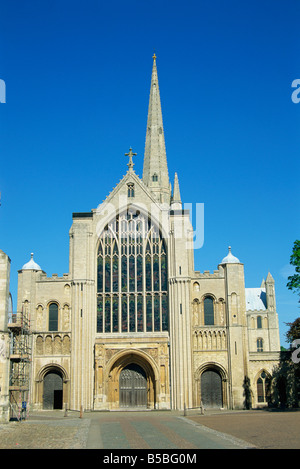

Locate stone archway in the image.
[195,363,228,409]
[105,351,158,410]
[35,364,69,410]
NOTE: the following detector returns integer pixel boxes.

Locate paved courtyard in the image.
[189,409,300,449]
[0,408,299,450]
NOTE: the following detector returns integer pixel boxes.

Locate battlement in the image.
[39,273,70,281]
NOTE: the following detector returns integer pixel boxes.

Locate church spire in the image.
[143,54,170,204]
[171,172,182,209]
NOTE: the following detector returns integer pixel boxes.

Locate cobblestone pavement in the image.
[0,413,90,449]
[0,409,299,450]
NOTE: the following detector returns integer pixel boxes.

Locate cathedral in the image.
[0,55,281,421]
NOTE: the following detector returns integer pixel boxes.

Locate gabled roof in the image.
[94,161,161,214]
[245,288,267,311]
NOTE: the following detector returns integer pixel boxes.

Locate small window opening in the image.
[127,183,135,198]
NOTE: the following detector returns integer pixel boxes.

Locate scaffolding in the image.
[7,309,32,421]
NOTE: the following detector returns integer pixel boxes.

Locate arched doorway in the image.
[119,363,147,408]
[43,370,63,410]
[102,350,158,410]
[201,369,223,408]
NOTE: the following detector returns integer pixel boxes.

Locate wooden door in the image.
[43,371,63,410]
[119,364,147,408]
[201,370,222,408]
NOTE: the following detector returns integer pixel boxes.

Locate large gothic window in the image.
[97,210,168,333]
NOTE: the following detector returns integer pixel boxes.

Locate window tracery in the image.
[127,183,135,198]
[97,210,168,333]
[257,370,271,403]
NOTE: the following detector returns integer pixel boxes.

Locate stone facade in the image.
[1,56,281,416]
[0,250,11,423]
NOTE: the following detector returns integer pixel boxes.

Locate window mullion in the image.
[97,213,168,335]
[142,238,146,332]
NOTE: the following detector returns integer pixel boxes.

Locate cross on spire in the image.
[125,147,137,171]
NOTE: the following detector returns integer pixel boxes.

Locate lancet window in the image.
[48,303,58,331]
[127,183,135,198]
[257,316,262,329]
[257,338,263,352]
[97,209,168,333]
[257,371,271,403]
[204,296,214,325]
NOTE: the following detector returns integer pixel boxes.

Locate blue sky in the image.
[0,0,299,347]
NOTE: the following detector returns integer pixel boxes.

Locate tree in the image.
[287,239,300,302]
[285,317,300,343]
[285,240,300,344]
